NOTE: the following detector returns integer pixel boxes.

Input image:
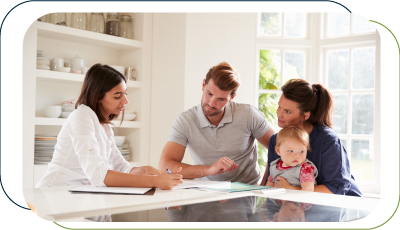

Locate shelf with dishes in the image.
[36,69,142,88]
[35,117,141,128]
[34,135,134,164]
[36,21,143,51]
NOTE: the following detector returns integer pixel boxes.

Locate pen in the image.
[165,169,173,210]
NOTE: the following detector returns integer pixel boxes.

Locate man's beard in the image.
[201,100,223,117]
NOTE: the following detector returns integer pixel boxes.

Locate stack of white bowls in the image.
[115,111,136,121]
[114,136,125,146]
[44,106,62,118]
[34,135,57,164]
[61,99,77,118]
[37,50,51,70]
[114,136,130,161]
[109,65,125,76]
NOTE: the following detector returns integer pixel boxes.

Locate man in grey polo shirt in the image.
[159,62,275,185]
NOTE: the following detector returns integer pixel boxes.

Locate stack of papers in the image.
[194,182,286,194]
[172,179,231,190]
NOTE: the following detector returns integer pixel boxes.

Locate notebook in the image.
[194,182,286,194]
[69,185,153,195]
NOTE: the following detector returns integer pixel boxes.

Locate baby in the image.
[266,126,318,192]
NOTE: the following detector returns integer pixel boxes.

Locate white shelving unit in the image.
[23,14,153,188]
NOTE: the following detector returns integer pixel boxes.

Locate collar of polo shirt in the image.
[196,103,233,128]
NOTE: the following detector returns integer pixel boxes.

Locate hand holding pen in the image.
[152,167,183,190]
[165,167,183,210]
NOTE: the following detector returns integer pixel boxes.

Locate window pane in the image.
[284,13,306,38]
[283,51,305,83]
[258,93,280,131]
[258,93,280,174]
[327,50,349,90]
[333,95,348,134]
[352,94,374,135]
[351,139,373,181]
[327,12,350,37]
[352,47,375,89]
[260,13,281,36]
[259,50,281,90]
[340,139,348,151]
[353,14,376,34]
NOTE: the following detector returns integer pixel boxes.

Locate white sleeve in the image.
[110,145,136,173]
[108,126,136,173]
[66,109,109,187]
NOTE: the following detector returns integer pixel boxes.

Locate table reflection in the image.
[167,196,371,222]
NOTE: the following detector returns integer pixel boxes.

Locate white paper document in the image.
[172,179,231,190]
[69,185,152,195]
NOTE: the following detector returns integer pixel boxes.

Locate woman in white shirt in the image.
[37,64,183,189]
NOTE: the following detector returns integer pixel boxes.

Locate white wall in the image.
[150,13,257,167]
[184,13,257,109]
[150,13,187,167]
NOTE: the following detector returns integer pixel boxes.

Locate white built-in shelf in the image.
[35,117,141,128]
[36,21,143,50]
[36,69,142,88]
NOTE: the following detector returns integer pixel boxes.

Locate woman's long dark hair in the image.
[281,79,333,128]
[76,64,127,124]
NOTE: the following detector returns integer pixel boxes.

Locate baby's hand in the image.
[273,176,290,188]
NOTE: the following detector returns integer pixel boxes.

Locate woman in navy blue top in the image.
[261,79,362,197]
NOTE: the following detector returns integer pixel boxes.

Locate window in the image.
[259,12,307,38]
[324,13,376,38]
[324,45,377,189]
[256,12,380,194]
[256,12,311,174]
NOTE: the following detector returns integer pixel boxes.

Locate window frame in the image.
[257,12,311,39]
[255,12,381,195]
[323,12,377,39]
[322,42,380,193]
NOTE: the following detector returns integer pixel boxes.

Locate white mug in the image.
[125,67,138,81]
[51,58,70,71]
[81,66,89,75]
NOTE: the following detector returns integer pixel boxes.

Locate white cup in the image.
[81,66,89,75]
[51,58,70,71]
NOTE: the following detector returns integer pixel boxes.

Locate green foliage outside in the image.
[257,50,281,176]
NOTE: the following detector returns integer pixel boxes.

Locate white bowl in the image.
[44,110,61,115]
[115,112,136,121]
[115,140,125,146]
[62,104,76,112]
[44,106,62,118]
[124,113,136,121]
[45,105,62,110]
[60,112,71,118]
[114,136,125,140]
[58,67,71,73]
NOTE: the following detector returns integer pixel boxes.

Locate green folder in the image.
[194,182,283,193]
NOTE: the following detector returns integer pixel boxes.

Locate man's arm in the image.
[158,141,207,178]
[257,127,276,149]
[158,141,239,179]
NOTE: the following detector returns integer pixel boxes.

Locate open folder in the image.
[69,185,152,195]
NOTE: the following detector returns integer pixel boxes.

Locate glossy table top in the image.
[23,186,379,221]
[166,196,372,222]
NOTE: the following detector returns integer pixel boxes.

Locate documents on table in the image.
[193,182,286,194]
[69,185,152,195]
[172,179,231,190]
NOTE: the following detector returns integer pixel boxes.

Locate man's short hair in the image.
[205,62,241,97]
